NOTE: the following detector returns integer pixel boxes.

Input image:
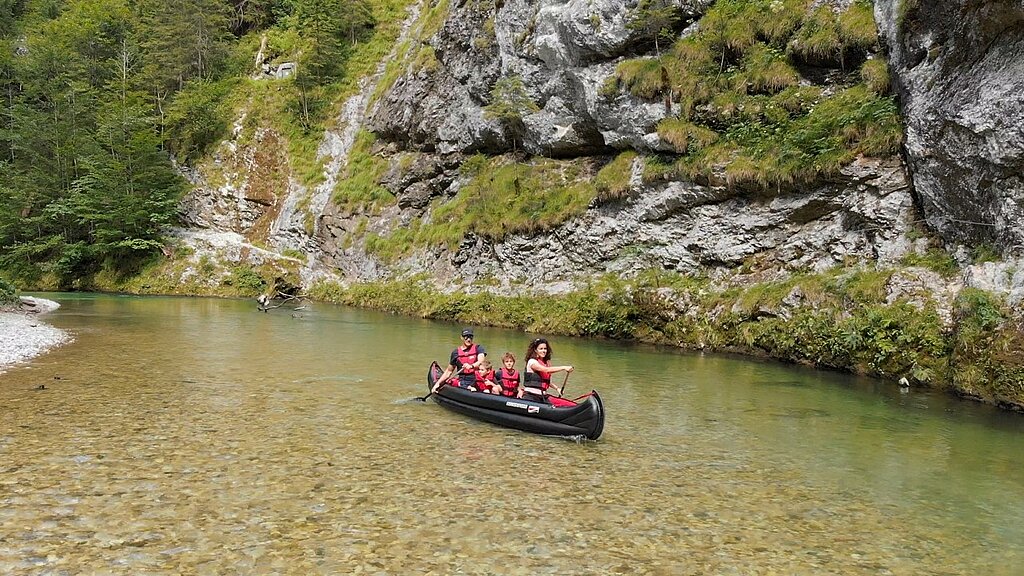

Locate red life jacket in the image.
[475,368,495,389]
[455,344,479,374]
[498,367,519,397]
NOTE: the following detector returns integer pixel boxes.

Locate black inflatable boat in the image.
[426,361,605,440]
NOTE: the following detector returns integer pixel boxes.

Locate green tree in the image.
[0,0,183,284]
[0,0,26,37]
[136,0,231,127]
[484,75,538,189]
[228,0,287,35]
[289,0,374,126]
[627,0,682,56]
[484,74,538,154]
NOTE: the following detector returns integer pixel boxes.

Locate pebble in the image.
[0,298,71,373]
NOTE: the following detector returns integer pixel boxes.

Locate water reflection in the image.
[0,294,1022,574]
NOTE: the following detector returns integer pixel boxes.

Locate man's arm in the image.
[433,363,456,392]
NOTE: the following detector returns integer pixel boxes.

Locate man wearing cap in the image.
[432,328,487,393]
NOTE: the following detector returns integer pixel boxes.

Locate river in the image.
[1,293,1022,574]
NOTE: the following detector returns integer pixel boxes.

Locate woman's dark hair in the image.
[525,338,552,362]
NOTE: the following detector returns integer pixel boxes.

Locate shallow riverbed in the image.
[1,293,1022,574]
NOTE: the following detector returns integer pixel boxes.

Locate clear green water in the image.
[1,293,1022,575]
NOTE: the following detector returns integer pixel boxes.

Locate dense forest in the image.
[0,0,372,286]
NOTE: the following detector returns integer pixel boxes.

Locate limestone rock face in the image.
[316,154,915,294]
[876,0,1024,249]
[178,125,288,241]
[179,0,1024,303]
[368,0,712,156]
[316,0,926,293]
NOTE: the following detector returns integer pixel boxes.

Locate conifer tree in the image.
[484,75,538,155]
[484,75,538,189]
[627,0,682,56]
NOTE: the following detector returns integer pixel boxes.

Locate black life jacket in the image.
[524,358,551,391]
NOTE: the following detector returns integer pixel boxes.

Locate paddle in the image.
[557,371,570,397]
[416,379,445,402]
[417,361,448,402]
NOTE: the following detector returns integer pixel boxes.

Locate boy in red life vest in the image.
[497,352,522,398]
[432,328,486,393]
[474,358,500,394]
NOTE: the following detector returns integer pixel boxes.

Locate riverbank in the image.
[0,297,70,374]
[303,270,1024,412]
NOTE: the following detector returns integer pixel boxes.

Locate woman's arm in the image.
[527,358,574,374]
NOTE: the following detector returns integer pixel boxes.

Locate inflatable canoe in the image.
[426,361,605,440]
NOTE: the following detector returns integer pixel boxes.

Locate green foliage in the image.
[828,268,893,304]
[971,243,1001,264]
[611,58,669,100]
[363,156,597,260]
[226,265,267,296]
[861,58,890,95]
[289,0,375,127]
[841,303,947,378]
[136,0,233,95]
[0,0,185,286]
[626,0,683,56]
[838,0,878,51]
[954,289,1003,334]
[607,0,900,192]
[255,0,416,182]
[331,130,394,211]
[484,75,538,151]
[741,45,799,94]
[0,275,18,305]
[164,78,238,161]
[0,0,417,287]
[788,4,841,64]
[901,247,959,278]
[656,118,718,154]
[947,288,1020,402]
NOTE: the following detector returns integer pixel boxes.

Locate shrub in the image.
[164,79,238,162]
[226,266,267,296]
[861,58,891,95]
[0,276,18,305]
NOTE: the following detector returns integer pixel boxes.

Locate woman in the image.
[522,338,573,403]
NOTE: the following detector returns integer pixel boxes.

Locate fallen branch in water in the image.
[257,291,306,312]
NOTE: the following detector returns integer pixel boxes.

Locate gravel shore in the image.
[0,297,71,374]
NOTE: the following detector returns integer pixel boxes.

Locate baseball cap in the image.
[461,328,474,337]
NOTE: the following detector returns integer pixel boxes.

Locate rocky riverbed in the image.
[0,297,70,374]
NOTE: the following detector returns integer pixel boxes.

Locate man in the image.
[433,328,486,393]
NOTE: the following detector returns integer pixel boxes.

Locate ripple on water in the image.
[1,295,1022,574]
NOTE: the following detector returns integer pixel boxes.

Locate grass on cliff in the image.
[332,130,395,212]
[370,0,452,106]
[362,154,598,260]
[608,0,900,192]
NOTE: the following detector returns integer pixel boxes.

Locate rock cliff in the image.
[179,0,1023,303]
[876,0,1024,250]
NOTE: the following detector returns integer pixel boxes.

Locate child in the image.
[497,352,521,398]
[474,358,500,394]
